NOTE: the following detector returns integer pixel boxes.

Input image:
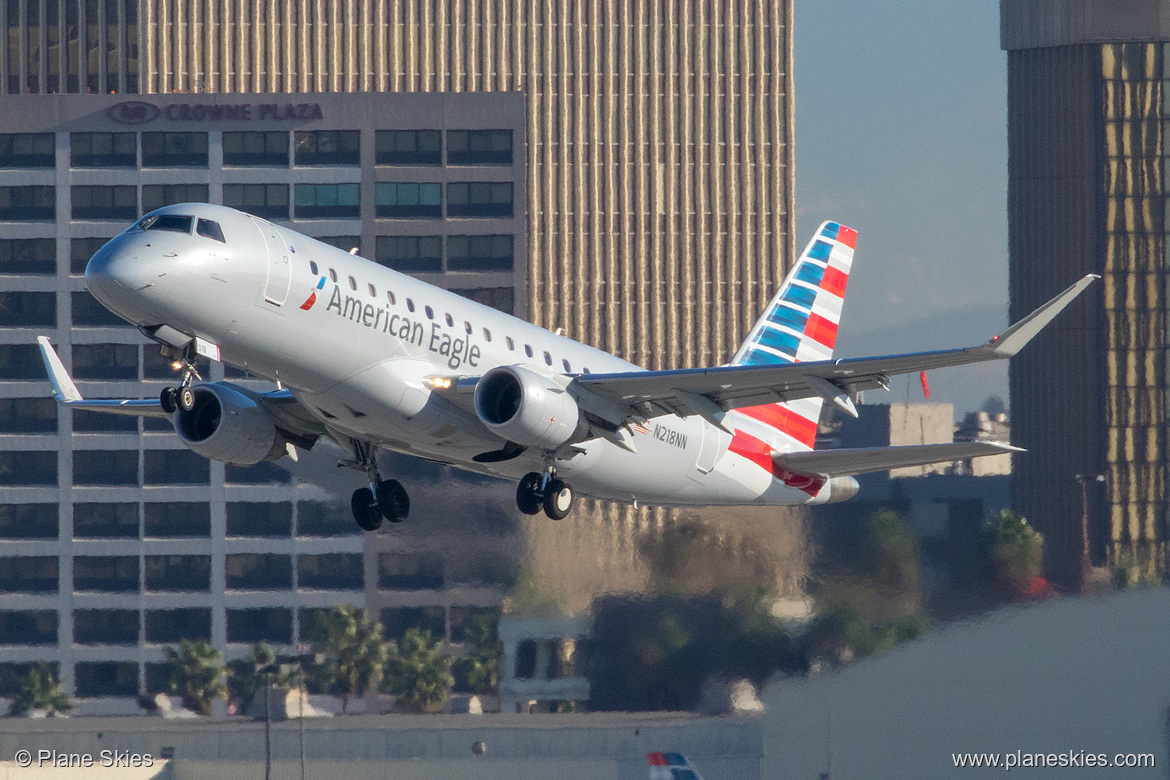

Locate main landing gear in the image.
[159,348,202,414]
[516,470,575,520]
[346,440,409,532]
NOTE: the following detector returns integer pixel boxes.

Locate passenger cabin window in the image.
[348,276,356,291]
[544,351,552,366]
[329,269,338,283]
[483,329,492,342]
[563,359,572,372]
[136,214,193,234]
[524,345,533,358]
[464,322,472,335]
[196,219,225,243]
[386,290,396,305]
[583,367,591,374]
[407,299,415,312]
[506,337,514,350]
[368,283,376,297]
[445,313,454,326]
[424,306,434,320]
[310,261,319,275]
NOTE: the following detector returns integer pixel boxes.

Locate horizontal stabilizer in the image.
[774,441,1022,477]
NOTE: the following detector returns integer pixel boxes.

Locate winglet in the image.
[989,274,1099,356]
[37,336,83,402]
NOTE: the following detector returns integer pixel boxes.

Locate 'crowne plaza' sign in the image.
[107,101,325,125]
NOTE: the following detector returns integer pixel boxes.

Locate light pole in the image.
[1075,473,1105,591]
[258,652,322,780]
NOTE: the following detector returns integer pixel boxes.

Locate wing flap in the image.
[775,441,1022,477]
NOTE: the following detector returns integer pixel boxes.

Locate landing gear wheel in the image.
[542,479,574,520]
[160,387,178,414]
[351,487,383,532]
[516,472,543,515]
[375,479,410,523]
[178,386,196,412]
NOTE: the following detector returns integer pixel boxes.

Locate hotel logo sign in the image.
[106,101,324,125]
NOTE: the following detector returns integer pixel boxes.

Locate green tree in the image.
[454,611,501,696]
[163,638,227,716]
[306,604,388,714]
[383,628,453,713]
[979,510,1044,598]
[8,663,71,717]
[226,642,295,714]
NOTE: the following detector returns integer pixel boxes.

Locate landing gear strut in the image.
[516,470,575,520]
[345,439,409,531]
[159,345,202,414]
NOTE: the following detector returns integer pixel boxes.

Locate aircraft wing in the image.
[569,274,1097,427]
[37,336,323,441]
[775,441,1021,477]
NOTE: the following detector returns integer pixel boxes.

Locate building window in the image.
[72,344,137,380]
[297,553,363,590]
[0,452,56,486]
[75,662,137,698]
[375,235,442,273]
[73,609,138,645]
[447,235,514,272]
[72,291,126,327]
[142,183,209,214]
[0,558,57,593]
[0,611,57,645]
[375,182,441,218]
[0,238,55,275]
[223,183,289,220]
[447,182,513,217]
[0,291,54,327]
[74,556,138,593]
[72,185,137,220]
[0,398,56,433]
[294,183,360,219]
[375,130,441,165]
[0,663,60,697]
[0,504,57,540]
[226,554,292,590]
[145,555,211,592]
[74,450,137,486]
[145,608,211,643]
[0,186,54,220]
[450,287,514,314]
[226,608,292,644]
[144,503,211,538]
[377,552,444,591]
[226,502,291,538]
[224,462,291,484]
[380,607,445,642]
[296,502,358,537]
[294,130,360,166]
[71,237,107,275]
[447,130,513,165]
[448,606,498,644]
[314,235,360,253]
[223,131,289,167]
[0,133,54,168]
[144,449,210,485]
[73,410,138,433]
[141,132,209,167]
[74,503,138,539]
[70,133,135,167]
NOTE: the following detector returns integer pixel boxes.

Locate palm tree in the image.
[458,611,501,696]
[8,663,71,717]
[383,628,453,714]
[164,638,227,716]
[306,604,388,714]
[227,642,295,714]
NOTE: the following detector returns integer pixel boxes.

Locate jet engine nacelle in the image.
[473,366,585,449]
[174,383,286,465]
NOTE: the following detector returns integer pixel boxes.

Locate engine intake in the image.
[474,366,584,449]
[174,383,286,465]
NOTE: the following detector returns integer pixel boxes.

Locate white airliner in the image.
[38,203,1094,531]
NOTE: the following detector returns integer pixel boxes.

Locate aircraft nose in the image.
[84,239,150,311]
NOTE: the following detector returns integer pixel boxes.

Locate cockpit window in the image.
[196,219,225,243]
[134,214,194,234]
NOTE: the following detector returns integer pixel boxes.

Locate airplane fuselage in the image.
[85,204,826,509]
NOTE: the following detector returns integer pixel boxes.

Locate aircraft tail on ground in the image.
[647,752,703,780]
[727,221,857,452]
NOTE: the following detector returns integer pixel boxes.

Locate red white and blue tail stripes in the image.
[726,221,856,474]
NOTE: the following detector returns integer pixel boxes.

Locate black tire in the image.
[516,472,543,515]
[375,478,410,523]
[178,386,196,411]
[542,479,574,520]
[351,487,383,532]
[160,387,178,414]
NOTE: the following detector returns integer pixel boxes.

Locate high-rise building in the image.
[1003,0,1170,588]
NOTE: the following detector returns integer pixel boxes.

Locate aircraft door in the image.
[251,218,292,306]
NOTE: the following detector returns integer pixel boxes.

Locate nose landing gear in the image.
[159,349,202,414]
[345,440,410,531]
[516,471,575,520]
